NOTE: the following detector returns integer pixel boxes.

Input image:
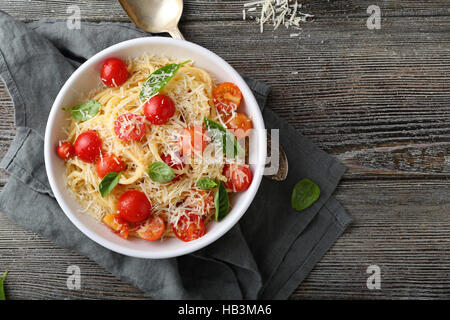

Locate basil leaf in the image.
[214,181,230,221]
[0,270,8,300]
[140,60,191,101]
[291,179,320,211]
[63,100,100,122]
[196,177,218,190]
[148,161,175,183]
[204,118,245,158]
[99,171,121,197]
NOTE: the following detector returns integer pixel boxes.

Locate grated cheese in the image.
[242,0,313,34]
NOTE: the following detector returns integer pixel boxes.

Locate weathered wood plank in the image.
[178,17,450,178]
[2,16,450,178]
[293,180,450,299]
[2,180,450,299]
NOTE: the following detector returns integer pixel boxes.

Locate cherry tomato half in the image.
[225,113,253,140]
[136,215,166,241]
[118,190,152,223]
[102,213,129,239]
[179,126,210,157]
[172,213,206,242]
[74,130,102,163]
[213,82,242,115]
[223,163,253,192]
[96,154,126,179]
[101,58,129,87]
[161,153,184,181]
[114,113,146,142]
[144,94,176,125]
[56,141,75,160]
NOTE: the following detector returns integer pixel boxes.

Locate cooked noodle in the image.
[64,54,227,237]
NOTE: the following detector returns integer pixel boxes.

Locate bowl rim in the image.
[44,36,266,259]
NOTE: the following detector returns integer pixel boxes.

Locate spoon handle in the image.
[168,27,185,40]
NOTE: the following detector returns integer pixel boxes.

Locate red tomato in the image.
[223,164,253,192]
[102,213,129,239]
[172,213,206,242]
[213,82,242,115]
[144,94,176,125]
[114,113,146,141]
[225,113,253,140]
[118,190,152,223]
[101,58,129,87]
[161,153,185,181]
[179,126,210,157]
[96,154,126,179]
[136,215,166,241]
[74,130,102,163]
[56,141,75,160]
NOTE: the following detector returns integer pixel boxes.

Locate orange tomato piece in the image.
[135,215,166,241]
[179,126,210,157]
[213,82,242,115]
[225,113,253,140]
[102,213,129,239]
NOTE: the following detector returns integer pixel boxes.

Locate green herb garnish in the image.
[0,270,8,300]
[99,171,121,197]
[63,100,100,122]
[204,118,245,159]
[196,177,218,190]
[147,161,175,183]
[291,179,320,211]
[214,181,230,221]
[139,60,191,101]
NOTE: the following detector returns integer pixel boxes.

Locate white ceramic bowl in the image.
[44,37,266,259]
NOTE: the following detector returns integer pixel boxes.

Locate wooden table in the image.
[1,0,450,300]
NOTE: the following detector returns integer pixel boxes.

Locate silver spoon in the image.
[119,0,185,40]
[118,0,288,180]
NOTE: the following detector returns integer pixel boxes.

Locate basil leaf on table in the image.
[214,181,230,221]
[99,171,121,197]
[63,100,100,122]
[196,177,218,190]
[291,179,320,211]
[0,270,8,300]
[148,162,175,183]
[139,60,191,101]
[204,118,245,159]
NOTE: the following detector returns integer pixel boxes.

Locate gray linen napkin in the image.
[0,11,351,300]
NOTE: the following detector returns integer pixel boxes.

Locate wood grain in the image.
[1,0,450,300]
[2,180,450,299]
[1,1,450,22]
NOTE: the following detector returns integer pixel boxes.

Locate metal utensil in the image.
[119,0,185,39]
[118,0,288,180]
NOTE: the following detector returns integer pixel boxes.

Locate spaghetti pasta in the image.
[58,53,254,243]
[64,54,225,238]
